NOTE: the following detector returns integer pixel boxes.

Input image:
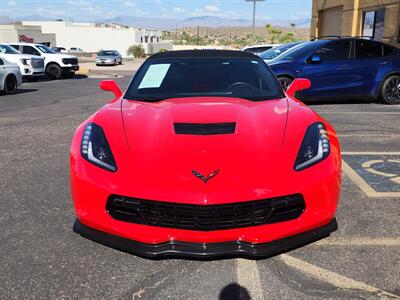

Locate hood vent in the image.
[174,122,236,135]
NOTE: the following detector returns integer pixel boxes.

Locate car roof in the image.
[149,50,259,60]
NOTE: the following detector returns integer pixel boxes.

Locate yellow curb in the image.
[76,67,90,75]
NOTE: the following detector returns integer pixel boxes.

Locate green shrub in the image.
[127,45,145,58]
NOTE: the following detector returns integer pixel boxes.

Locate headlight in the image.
[80,123,117,172]
[20,58,29,65]
[294,122,330,171]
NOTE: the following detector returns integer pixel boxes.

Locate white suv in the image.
[9,43,79,79]
[0,44,44,81]
[0,57,22,95]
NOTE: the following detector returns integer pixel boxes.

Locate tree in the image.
[127,45,145,58]
[290,23,296,29]
[265,24,282,44]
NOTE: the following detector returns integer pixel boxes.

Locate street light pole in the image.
[245,0,266,42]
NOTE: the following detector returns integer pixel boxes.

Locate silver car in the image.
[96,50,122,66]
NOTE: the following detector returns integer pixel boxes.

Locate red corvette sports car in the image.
[71,50,341,258]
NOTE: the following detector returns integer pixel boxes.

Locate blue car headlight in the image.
[80,123,117,172]
[294,122,330,171]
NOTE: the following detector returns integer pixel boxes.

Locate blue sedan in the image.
[267,38,400,105]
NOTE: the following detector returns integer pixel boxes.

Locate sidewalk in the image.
[76,59,145,76]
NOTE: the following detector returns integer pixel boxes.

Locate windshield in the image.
[260,42,302,60]
[276,41,325,61]
[98,51,117,56]
[125,57,284,101]
[0,44,20,54]
[37,45,56,54]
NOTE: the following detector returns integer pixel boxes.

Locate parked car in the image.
[267,37,400,104]
[8,43,79,79]
[0,57,22,95]
[242,44,281,55]
[0,44,45,81]
[69,47,84,53]
[260,42,304,63]
[52,47,68,53]
[96,50,122,66]
[71,50,341,258]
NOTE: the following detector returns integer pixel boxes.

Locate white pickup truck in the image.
[8,43,79,79]
[0,43,44,81]
[0,57,22,95]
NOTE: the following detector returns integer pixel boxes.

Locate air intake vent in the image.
[106,194,305,231]
[174,123,236,135]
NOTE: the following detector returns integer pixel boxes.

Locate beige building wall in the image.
[311,0,400,46]
[0,24,56,45]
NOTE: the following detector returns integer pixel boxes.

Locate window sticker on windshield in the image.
[251,60,259,64]
[138,64,171,89]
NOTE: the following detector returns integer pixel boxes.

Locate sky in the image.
[2,0,312,21]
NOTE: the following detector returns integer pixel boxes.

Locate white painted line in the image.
[315,237,400,246]
[236,259,264,300]
[279,254,400,298]
[342,152,400,155]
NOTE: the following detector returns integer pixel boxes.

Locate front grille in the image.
[31,58,44,69]
[62,58,78,65]
[174,123,236,135]
[106,194,305,231]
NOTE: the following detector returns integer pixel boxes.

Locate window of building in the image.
[362,9,385,41]
[355,40,383,59]
[145,36,148,43]
[314,40,351,61]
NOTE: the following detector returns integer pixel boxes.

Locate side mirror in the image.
[99,80,122,99]
[310,55,322,64]
[286,78,311,98]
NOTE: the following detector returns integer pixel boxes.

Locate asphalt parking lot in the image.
[1,74,399,299]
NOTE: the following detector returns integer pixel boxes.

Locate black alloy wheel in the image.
[381,75,400,105]
[278,76,293,91]
[46,64,62,79]
[4,75,17,94]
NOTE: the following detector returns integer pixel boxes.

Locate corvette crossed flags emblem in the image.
[191,169,220,183]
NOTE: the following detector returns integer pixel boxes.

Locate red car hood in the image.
[120,97,290,204]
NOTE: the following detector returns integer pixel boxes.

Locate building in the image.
[311,0,400,47]
[0,21,172,56]
[0,23,56,46]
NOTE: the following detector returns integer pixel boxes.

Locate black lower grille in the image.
[106,194,305,231]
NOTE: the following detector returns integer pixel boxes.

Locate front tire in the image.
[277,76,293,91]
[380,75,400,105]
[46,64,62,80]
[4,75,17,95]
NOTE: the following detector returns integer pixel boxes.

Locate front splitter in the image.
[73,218,337,259]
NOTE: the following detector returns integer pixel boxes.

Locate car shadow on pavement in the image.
[14,88,38,95]
[219,283,250,300]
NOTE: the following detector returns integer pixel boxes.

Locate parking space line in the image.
[279,254,400,299]
[315,237,400,246]
[236,259,264,300]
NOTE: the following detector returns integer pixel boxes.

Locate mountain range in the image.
[0,15,310,29]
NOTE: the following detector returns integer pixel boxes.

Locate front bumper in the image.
[74,218,337,258]
[62,65,79,72]
[96,60,115,65]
